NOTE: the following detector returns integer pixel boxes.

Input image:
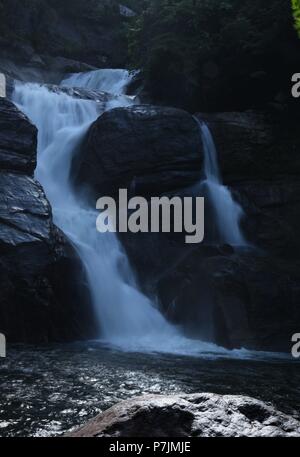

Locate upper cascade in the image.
[61,69,138,96]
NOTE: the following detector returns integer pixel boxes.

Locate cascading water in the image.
[61,68,138,95]
[11,69,261,358]
[12,71,173,344]
[195,119,246,246]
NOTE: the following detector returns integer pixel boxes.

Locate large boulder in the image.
[74,105,202,198]
[69,393,300,437]
[0,98,96,342]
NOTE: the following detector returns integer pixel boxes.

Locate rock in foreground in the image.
[69,393,300,437]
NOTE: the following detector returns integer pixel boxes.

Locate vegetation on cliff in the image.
[292,0,300,37]
[126,0,300,112]
[0,0,299,110]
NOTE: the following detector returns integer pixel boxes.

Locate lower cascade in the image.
[12,69,253,357]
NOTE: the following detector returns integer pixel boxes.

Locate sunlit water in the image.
[0,343,298,437]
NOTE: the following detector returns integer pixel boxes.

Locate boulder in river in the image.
[68,393,300,437]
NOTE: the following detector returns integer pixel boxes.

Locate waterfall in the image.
[61,68,138,95]
[12,75,173,342]
[11,69,253,357]
[196,119,246,246]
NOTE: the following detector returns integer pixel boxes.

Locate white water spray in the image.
[196,119,246,246]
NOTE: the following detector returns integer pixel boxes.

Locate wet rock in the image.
[0,98,37,174]
[47,84,111,103]
[119,5,136,18]
[75,105,202,198]
[0,0,127,71]
[197,111,300,182]
[68,393,300,437]
[0,172,96,342]
[0,54,97,87]
[204,253,300,351]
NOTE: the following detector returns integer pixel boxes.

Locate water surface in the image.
[0,343,299,437]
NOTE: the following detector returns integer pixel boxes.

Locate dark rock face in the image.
[148,112,300,351]
[75,105,202,198]
[205,254,300,351]
[157,248,300,351]
[69,393,300,437]
[0,97,37,173]
[0,0,128,83]
[198,112,300,182]
[0,55,96,87]
[0,98,96,342]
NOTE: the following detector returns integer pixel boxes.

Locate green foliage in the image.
[292,0,300,37]
[126,0,299,110]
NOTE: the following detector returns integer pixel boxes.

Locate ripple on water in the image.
[0,342,299,437]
